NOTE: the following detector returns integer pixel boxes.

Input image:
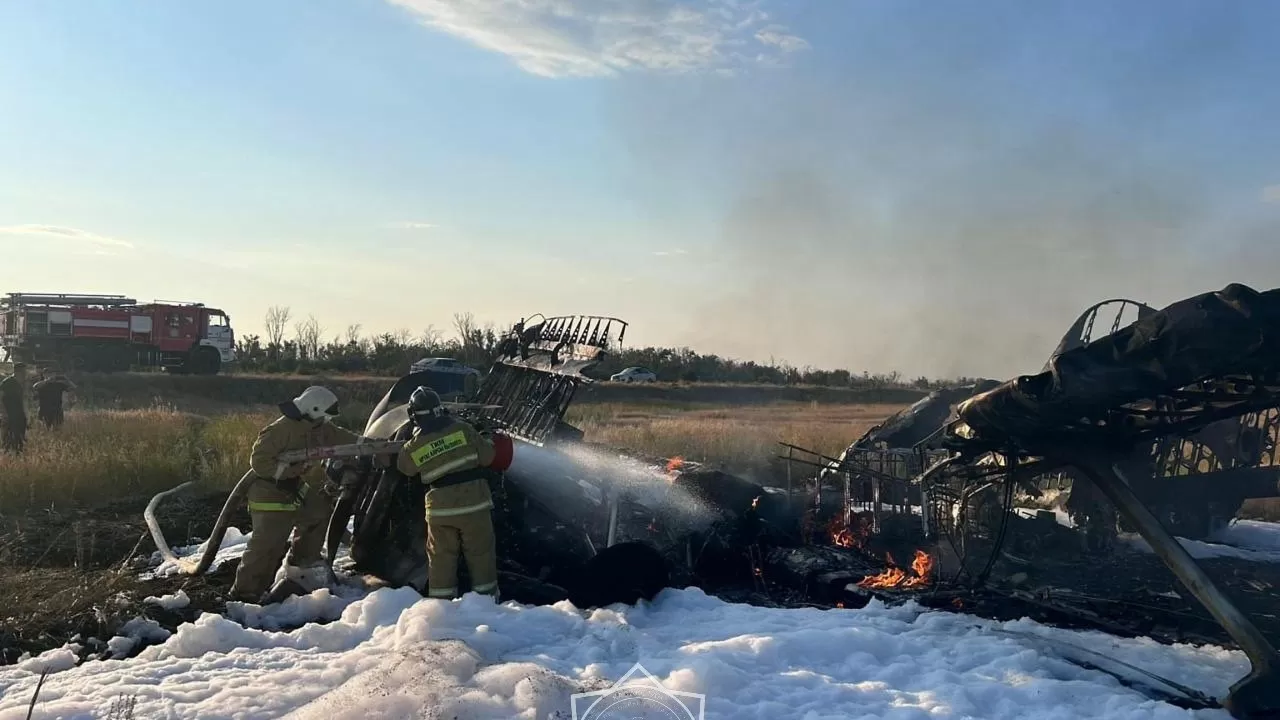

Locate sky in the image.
[3,0,1280,379]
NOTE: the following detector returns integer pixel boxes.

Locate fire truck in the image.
[0,293,237,374]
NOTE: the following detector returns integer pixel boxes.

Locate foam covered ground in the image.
[1120,519,1280,564]
[7,514,1277,719]
[0,583,1252,720]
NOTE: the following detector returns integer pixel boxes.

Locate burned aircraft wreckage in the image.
[146,285,1280,717]
[796,284,1280,717]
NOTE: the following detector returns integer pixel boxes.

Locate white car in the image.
[610,366,658,383]
[410,357,480,376]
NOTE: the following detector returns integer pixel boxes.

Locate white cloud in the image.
[0,224,134,249]
[385,221,438,229]
[653,248,689,256]
[755,24,808,53]
[385,0,808,78]
[1262,185,1280,205]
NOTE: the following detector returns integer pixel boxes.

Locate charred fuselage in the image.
[326,315,804,608]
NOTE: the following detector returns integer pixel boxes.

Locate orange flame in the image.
[827,515,869,550]
[857,550,934,590]
[664,456,685,485]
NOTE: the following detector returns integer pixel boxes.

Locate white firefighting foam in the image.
[0,584,1255,720]
[7,500,1278,718]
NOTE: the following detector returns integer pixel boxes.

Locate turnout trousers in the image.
[426,507,498,599]
[229,479,333,602]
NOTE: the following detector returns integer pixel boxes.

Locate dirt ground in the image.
[0,491,245,664]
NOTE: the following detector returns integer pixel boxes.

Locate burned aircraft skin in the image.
[322,292,1280,715]
[812,293,1280,549]
[808,380,1003,530]
[329,315,664,606]
[773,286,1280,715]
[327,315,804,608]
[916,283,1280,719]
[327,313,844,609]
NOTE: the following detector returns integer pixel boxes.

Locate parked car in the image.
[610,366,658,383]
[410,357,479,375]
[408,357,482,397]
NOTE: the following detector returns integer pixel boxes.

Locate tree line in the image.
[232,305,975,390]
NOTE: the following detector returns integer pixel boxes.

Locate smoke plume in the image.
[607,1,1280,380]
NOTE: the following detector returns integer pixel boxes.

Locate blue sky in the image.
[3,0,1279,378]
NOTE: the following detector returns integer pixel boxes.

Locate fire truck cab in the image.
[0,293,236,374]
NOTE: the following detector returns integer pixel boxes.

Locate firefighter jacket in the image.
[248,416,360,509]
[396,418,512,518]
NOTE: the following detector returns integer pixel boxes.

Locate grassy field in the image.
[566,401,895,474]
[0,408,272,512]
[53,371,927,413]
[0,397,891,512]
[4,399,1278,519]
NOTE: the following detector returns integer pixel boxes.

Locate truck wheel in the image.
[188,347,222,375]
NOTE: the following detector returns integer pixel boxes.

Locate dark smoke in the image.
[606,1,1280,379]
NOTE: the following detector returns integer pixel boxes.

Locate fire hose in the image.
[144,439,407,576]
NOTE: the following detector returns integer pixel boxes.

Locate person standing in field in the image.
[229,385,363,603]
[32,369,75,430]
[0,362,28,454]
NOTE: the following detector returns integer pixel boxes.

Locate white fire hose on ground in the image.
[145,439,407,576]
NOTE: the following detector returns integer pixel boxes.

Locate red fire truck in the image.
[0,293,237,374]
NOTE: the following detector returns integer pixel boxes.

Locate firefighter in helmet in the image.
[0,362,29,454]
[229,385,362,603]
[396,386,513,600]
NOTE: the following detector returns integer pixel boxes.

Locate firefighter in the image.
[0,363,28,454]
[229,385,361,603]
[32,369,75,430]
[396,386,513,600]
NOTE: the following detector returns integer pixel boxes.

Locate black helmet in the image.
[408,386,444,423]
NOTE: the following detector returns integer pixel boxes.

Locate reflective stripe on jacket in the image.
[396,419,496,518]
[247,482,310,512]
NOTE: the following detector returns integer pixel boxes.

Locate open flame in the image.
[827,514,869,549]
[665,456,685,484]
[857,550,934,590]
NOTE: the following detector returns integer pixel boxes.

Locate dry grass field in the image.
[4,395,1276,521]
[566,401,898,474]
[0,399,894,512]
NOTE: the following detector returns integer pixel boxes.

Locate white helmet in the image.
[287,385,340,422]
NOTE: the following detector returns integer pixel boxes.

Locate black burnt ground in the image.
[0,492,245,664]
